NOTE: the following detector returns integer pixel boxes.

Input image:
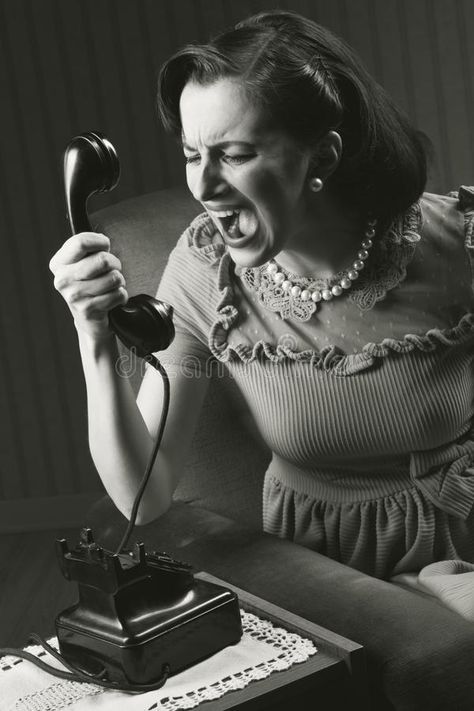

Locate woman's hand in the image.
[49,232,128,341]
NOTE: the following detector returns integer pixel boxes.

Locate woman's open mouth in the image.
[207,208,259,247]
[215,209,242,238]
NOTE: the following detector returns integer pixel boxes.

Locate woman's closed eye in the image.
[184,153,201,165]
[222,153,255,165]
[184,152,255,166]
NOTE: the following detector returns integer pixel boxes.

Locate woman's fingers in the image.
[49,232,110,273]
[53,251,122,291]
[49,232,128,339]
[72,287,129,320]
[66,269,126,302]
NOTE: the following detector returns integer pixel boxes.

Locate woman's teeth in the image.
[228,212,241,238]
[208,208,259,242]
[209,209,243,238]
[209,209,239,218]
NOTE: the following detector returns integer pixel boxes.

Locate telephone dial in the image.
[0,132,242,692]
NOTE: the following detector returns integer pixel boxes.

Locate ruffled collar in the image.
[187,201,474,376]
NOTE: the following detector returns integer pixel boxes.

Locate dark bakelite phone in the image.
[54,132,242,691]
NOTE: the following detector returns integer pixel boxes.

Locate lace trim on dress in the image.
[186,202,474,376]
[239,201,422,321]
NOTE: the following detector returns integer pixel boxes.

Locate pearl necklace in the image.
[266,219,377,309]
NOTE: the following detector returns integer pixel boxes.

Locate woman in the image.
[49,10,474,581]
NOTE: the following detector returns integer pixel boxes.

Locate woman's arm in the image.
[50,231,209,524]
[79,331,209,525]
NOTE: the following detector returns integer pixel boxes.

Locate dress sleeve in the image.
[154,220,216,368]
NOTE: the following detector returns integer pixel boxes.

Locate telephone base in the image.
[55,529,243,686]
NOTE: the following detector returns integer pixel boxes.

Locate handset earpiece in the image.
[63,132,174,357]
[64,131,120,234]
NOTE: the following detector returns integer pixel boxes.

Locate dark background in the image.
[0,0,473,531]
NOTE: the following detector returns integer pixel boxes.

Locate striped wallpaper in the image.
[0,0,473,525]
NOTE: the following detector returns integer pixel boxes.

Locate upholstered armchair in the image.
[85,186,474,711]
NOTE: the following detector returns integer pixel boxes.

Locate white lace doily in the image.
[0,610,317,711]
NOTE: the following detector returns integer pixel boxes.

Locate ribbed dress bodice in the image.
[156,187,474,578]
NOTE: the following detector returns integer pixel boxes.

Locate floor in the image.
[0,528,80,648]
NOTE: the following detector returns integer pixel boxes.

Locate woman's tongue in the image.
[227,208,258,239]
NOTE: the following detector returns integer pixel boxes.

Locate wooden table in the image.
[195,572,368,711]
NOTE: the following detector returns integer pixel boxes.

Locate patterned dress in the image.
[156,187,474,579]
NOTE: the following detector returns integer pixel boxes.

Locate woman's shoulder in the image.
[158,212,226,303]
[174,211,226,264]
[419,186,474,253]
[411,187,473,291]
[422,184,474,213]
[394,186,474,328]
[159,212,228,308]
[156,213,228,345]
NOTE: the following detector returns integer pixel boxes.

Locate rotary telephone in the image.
[21,132,242,692]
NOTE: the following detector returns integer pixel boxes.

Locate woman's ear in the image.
[309,130,342,180]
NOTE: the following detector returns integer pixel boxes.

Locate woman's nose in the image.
[190,160,227,202]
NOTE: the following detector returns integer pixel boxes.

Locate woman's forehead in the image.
[179,78,273,147]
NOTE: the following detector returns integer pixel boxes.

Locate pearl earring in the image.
[309,177,324,192]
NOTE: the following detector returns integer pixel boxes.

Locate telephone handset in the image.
[63,131,174,357]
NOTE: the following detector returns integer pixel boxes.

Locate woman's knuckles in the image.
[67,285,85,304]
[53,265,79,292]
[77,232,110,253]
[111,270,126,287]
[118,286,129,302]
[58,253,122,284]
[49,238,112,281]
[82,251,121,278]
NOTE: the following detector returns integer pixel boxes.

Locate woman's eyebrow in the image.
[181,139,256,151]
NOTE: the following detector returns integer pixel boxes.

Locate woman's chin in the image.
[227,241,273,268]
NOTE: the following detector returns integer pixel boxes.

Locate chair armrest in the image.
[86,497,474,711]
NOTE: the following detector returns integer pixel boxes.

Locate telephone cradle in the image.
[55,528,243,687]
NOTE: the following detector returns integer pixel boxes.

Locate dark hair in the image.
[158,10,427,223]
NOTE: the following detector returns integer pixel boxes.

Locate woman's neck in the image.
[275,192,367,280]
